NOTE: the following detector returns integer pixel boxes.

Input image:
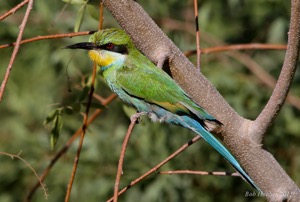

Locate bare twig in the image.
[26,94,117,202]
[113,115,138,202]
[0,31,93,49]
[201,43,286,54]
[183,43,286,57]
[99,2,104,30]
[0,0,29,21]
[107,136,201,202]
[0,151,48,199]
[0,0,33,101]
[65,64,97,202]
[193,0,201,70]
[159,170,240,177]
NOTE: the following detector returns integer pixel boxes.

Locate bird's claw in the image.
[130,112,148,123]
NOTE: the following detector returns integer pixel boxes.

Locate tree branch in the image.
[159,170,240,177]
[0,31,93,49]
[0,0,29,21]
[113,115,137,202]
[107,136,201,202]
[65,63,97,202]
[248,1,300,200]
[0,0,33,101]
[102,0,300,201]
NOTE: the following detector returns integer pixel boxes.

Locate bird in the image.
[65,28,261,192]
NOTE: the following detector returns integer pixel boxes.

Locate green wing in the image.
[115,61,215,121]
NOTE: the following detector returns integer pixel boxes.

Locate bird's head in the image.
[65,28,134,70]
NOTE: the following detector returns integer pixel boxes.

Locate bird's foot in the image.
[130,112,148,123]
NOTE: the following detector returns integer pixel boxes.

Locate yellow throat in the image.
[88,50,116,67]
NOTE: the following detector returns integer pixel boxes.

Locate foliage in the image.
[0,0,299,202]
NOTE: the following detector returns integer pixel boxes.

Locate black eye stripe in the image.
[98,43,128,54]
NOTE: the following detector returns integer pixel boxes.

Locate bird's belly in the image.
[104,77,182,124]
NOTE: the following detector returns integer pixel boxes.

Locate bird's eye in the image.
[105,43,115,50]
[101,43,128,54]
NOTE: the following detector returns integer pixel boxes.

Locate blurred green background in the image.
[0,1,299,201]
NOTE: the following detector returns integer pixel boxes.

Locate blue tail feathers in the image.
[148,105,261,192]
[182,116,262,192]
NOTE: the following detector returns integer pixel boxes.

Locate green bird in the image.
[66,28,261,192]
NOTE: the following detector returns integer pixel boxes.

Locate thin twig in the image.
[0,0,33,102]
[184,43,286,57]
[99,2,104,30]
[107,136,201,202]
[0,151,48,199]
[0,0,29,21]
[0,31,93,49]
[159,170,240,177]
[26,94,116,202]
[193,0,201,70]
[113,116,138,202]
[203,43,286,54]
[65,64,98,202]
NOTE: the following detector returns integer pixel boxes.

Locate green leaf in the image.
[50,112,63,150]
[61,104,81,115]
[62,106,74,115]
[43,109,57,125]
[87,4,99,21]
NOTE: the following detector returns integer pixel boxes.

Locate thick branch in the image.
[102,0,300,201]
[245,1,300,200]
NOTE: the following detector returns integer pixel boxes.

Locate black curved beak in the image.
[64,42,96,50]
